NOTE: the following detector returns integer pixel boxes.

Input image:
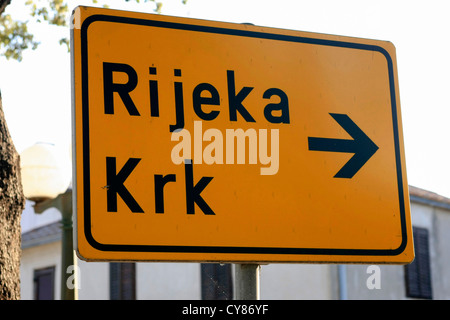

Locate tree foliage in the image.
[0,12,38,61]
[0,0,186,61]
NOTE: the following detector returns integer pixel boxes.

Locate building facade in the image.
[20,185,450,299]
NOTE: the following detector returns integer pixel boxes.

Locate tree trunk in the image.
[0,91,25,300]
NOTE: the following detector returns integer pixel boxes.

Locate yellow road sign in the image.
[72,6,414,263]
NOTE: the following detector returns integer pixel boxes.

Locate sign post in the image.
[235,264,260,300]
[72,6,414,265]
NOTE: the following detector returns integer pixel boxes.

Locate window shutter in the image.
[33,266,56,300]
[404,227,432,299]
[120,263,136,300]
[201,264,233,300]
[110,263,120,300]
[110,262,136,300]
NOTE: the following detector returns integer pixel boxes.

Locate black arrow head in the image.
[329,113,379,178]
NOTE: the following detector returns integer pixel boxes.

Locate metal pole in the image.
[59,191,75,300]
[34,190,75,300]
[235,264,260,300]
[338,265,348,300]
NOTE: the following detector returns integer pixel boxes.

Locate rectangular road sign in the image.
[72,6,414,263]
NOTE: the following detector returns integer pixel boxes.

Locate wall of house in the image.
[20,193,450,300]
[20,241,61,300]
[260,264,335,299]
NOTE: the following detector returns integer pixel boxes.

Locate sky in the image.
[1,0,449,198]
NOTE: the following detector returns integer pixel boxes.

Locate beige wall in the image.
[260,264,334,299]
[136,263,201,299]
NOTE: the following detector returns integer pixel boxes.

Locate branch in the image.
[0,0,11,16]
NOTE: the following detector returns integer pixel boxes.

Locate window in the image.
[201,264,233,300]
[33,266,55,300]
[110,263,136,300]
[404,227,432,299]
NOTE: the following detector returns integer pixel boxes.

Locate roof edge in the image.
[409,185,450,211]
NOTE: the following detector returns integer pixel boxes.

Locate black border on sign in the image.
[79,13,408,257]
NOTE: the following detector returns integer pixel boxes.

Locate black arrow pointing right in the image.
[308,113,379,179]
